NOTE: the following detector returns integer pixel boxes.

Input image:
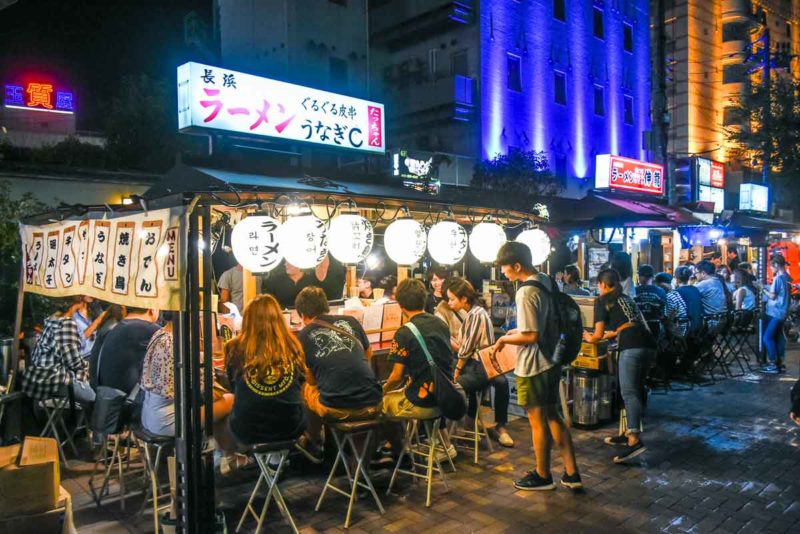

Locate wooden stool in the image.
[236,440,297,534]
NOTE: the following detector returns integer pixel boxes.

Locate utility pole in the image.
[761,28,771,185]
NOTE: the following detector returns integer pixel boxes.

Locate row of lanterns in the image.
[230,212,551,273]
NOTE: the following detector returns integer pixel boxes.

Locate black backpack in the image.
[521,277,584,366]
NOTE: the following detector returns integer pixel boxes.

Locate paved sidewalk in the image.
[68,347,800,533]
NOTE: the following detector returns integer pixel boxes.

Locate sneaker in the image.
[761,363,779,374]
[436,443,458,463]
[294,438,324,464]
[560,472,583,490]
[514,470,556,491]
[613,440,647,464]
[604,434,628,446]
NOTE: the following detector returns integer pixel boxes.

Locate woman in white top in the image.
[733,268,757,311]
[448,278,513,447]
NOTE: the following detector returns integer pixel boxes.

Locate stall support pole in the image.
[1,262,26,442]
[346,265,358,298]
[758,246,767,361]
[201,206,216,525]
[242,268,257,308]
[397,266,409,284]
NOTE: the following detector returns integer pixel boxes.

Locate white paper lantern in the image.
[516,228,551,266]
[384,218,427,265]
[278,214,329,269]
[428,221,468,265]
[328,213,374,264]
[231,216,283,273]
[469,222,507,264]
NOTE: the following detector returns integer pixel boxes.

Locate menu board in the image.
[381,303,402,343]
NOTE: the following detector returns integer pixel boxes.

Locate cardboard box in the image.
[572,354,608,370]
[0,436,60,519]
[580,340,608,358]
[0,485,72,534]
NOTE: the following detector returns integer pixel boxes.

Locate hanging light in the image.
[384,218,427,265]
[469,220,507,264]
[231,215,284,273]
[278,214,328,269]
[428,220,468,265]
[327,212,374,264]
[516,228,551,266]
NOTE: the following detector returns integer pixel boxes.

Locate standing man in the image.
[218,263,244,313]
[761,255,792,374]
[493,242,581,491]
[727,249,741,271]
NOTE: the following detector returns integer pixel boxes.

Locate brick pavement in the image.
[68,347,800,533]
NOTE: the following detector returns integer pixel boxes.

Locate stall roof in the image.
[720,211,800,233]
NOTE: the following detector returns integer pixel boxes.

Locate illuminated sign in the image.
[740,183,769,213]
[696,158,725,188]
[177,62,385,154]
[392,149,440,195]
[698,185,725,214]
[594,154,664,196]
[3,81,75,114]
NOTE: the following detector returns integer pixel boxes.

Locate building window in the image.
[722,64,746,84]
[723,106,742,126]
[593,7,604,40]
[451,50,469,77]
[507,53,522,92]
[330,57,348,88]
[623,95,634,125]
[593,85,605,116]
[722,22,749,43]
[623,23,633,53]
[554,71,566,105]
[553,0,566,22]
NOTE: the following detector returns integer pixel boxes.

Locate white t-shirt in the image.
[514,273,556,378]
[218,267,244,312]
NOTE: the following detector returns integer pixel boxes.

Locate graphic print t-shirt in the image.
[297,315,381,409]
[388,313,454,408]
[227,359,307,444]
[594,293,656,350]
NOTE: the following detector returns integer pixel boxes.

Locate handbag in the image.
[405,322,467,421]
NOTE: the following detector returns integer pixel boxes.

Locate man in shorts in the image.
[494,242,581,491]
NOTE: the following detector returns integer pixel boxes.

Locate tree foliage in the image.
[471,150,562,196]
[725,76,800,204]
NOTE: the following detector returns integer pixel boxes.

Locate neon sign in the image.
[3,81,75,114]
[595,154,665,196]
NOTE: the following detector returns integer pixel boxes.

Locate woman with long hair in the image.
[217,295,307,450]
[448,278,514,447]
[733,268,757,312]
[583,268,655,463]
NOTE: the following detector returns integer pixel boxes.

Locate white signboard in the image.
[698,185,725,214]
[177,62,385,154]
[20,207,186,310]
[739,183,769,213]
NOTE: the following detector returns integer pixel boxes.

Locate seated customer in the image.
[217,295,307,450]
[447,278,514,447]
[383,279,455,457]
[294,287,383,461]
[434,278,467,353]
[96,307,161,395]
[140,312,234,437]
[23,297,95,403]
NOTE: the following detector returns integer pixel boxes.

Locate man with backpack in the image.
[493,242,581,491]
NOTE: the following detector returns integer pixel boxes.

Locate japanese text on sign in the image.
[4,81,75,113]
[595,154,664,196]
[177,62,385,154]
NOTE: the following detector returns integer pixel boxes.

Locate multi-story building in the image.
[661,0,799,189]
[370,0,653,198]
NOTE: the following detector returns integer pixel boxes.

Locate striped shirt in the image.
[665,290,689,338]
[457,305,495,360]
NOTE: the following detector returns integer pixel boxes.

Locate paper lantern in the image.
[231,216,283,273]
[328,213,374,264]
[469,221,507,263]
[278,214,328,269]
[384,218,427,265]
[428,221,468,265]
[516,228,551,266]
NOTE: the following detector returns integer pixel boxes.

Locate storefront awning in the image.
[549,194,709,230]
[719,211,800,233]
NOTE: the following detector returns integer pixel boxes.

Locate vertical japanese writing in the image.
[91,221,111,291]
[59,225,77,288]
[25,232,44,286]
[44,230,60,289]
[77,220,91,284]
[111,221,136,295]
[163,227,179,281]
[135,220,163,298]
[367,106,383,148]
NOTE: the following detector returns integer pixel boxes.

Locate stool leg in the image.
[387,420,412,496]
[424,420,439,508]
[344,434,362,529]
[260,452,297,534]
[315,431,345,512]
[236,462,265,532]
[473,398,480,464]
[352,431,384,516]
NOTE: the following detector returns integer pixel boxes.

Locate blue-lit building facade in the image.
[480,0,652,198]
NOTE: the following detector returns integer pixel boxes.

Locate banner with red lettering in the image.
[19,207,186,310]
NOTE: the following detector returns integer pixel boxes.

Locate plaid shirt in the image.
[22,315,88,400]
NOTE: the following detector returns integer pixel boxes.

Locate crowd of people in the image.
[14,242,799,520]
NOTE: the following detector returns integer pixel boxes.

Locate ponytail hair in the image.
[597,268,623,309]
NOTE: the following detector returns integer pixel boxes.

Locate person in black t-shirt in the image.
[383,279,455,458]
[294,287,382,461]
[312,255,347,301]
[261,260,313,309]
[634,264,667,322]
[216,294,307,451]
[584,269,655,464]
[95,307,160,394]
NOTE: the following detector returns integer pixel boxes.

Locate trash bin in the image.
[598,372,613,423]
[572,368,600,429]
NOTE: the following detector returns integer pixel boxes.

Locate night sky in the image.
[0,0,211,130]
